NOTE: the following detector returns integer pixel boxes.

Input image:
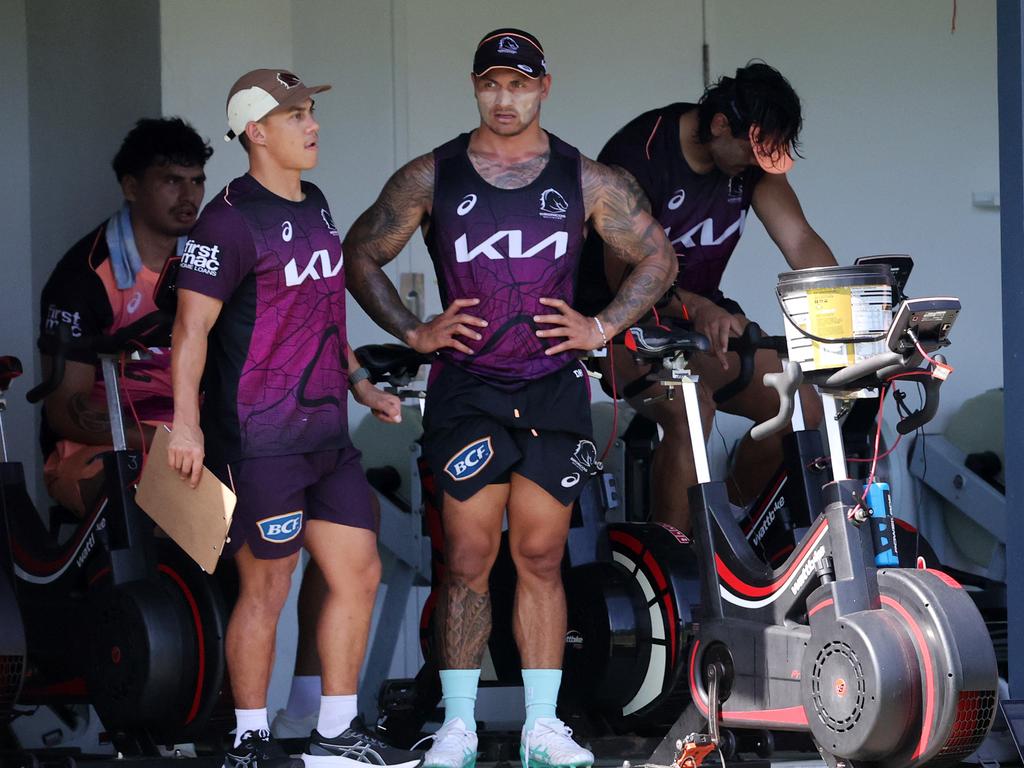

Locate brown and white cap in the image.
[224,69,331,141]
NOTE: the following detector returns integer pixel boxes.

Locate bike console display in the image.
[885,296,961,355]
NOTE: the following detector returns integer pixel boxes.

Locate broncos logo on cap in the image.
[277,71,301,88]
[497,36,520,54]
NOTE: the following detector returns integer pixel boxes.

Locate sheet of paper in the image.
[136,426,236,573]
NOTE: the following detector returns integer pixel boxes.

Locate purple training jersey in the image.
[425,132,585,386]
[177,174,349,463]
[576,103,764,315]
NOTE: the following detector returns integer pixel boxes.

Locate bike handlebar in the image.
[750,360,803,441]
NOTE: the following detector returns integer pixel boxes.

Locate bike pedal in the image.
[673,733,718,768]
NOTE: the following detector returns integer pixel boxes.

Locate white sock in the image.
[316,694,358,739]
[234,707,269,747]
[284,675,322,719]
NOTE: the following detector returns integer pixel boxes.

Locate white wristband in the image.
[592,316,609,348]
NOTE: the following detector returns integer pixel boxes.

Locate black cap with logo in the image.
[472,28,547,79]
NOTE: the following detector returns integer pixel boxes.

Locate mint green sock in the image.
[440,668,481,732]
[522,668,562,731]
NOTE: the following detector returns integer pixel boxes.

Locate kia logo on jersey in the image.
[445,437,494,481]
[258,511,303,543]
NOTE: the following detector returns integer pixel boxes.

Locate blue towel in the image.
[105,203,188,289]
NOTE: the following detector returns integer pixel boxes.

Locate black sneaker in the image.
[225,729,304,768]
[303,719,423,768]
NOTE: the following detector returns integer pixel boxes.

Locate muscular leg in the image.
[294,558,326,676]
[506,474,573,667]
[227,544,301,708]
[436,484,507,668]
[303,519,381,696]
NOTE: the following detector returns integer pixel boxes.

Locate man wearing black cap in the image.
[167,69,421,768]
[344,29,677,768]
[575,62,836,534]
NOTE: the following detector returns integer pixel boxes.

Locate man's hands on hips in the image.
[352,379,403,424]
[406,297,488,355]
[168,422,206,488]
[534,297,605,355]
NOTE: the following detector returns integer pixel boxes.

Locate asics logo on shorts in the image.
[258,510,303,542]
[445,437,494,481]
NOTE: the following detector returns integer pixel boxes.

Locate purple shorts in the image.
[217,446,376,560]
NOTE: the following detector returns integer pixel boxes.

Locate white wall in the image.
[0,1,36,485]
[161,0,293,196]
[711,0,1001,422]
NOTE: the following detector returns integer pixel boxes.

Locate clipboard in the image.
[136,426,236,573]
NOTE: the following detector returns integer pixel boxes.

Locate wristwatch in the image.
[349,366,371,388]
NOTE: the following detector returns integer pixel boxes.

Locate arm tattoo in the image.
[582,157,677,333]
[68,392,111,435]
[435,578,492,669]
[343,154,435,342]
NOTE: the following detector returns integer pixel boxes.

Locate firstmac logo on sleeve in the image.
[257,511,303,543]
[444,437,494,481]
[180,239,221,277]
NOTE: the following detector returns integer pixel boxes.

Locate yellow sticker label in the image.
[806,287,854,367]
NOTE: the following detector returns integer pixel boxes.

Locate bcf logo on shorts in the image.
[258,511,303,543]
[445,437,493,481]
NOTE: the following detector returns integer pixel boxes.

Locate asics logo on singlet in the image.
[258,511,303,543]
[455,231,568,263]
[457,194,478,216]
[667,188,686,210]
[181,239,221,277]
[282,221,293,242]
[497,36,519,54]
[284,248,343,286]
[539,188,568,219]
[445,437,494,481]
[667,210,747,251]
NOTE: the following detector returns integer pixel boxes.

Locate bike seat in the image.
[0,356,24,392]
[624,326,710,359]
[355,344,431,383]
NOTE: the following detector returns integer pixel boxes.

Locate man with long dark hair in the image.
[576,62,836,533]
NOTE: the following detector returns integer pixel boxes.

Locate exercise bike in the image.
[628,294,997,768]
[0,316,234,761]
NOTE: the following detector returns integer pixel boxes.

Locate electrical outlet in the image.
[399,272,425,319]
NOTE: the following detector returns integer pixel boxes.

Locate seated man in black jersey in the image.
[575,61,835,534]
[344,28,676,768]
[37,118,210,516]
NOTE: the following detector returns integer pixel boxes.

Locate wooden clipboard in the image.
[136,426,236,573]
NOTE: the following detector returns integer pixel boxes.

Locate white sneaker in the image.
[415,718,478,768]
[272,708,319,739]
[519,718,593,768]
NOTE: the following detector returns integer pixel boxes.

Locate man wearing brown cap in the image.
[167,69,421,768]
[344,29,677,768]
[575,61,836,534]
